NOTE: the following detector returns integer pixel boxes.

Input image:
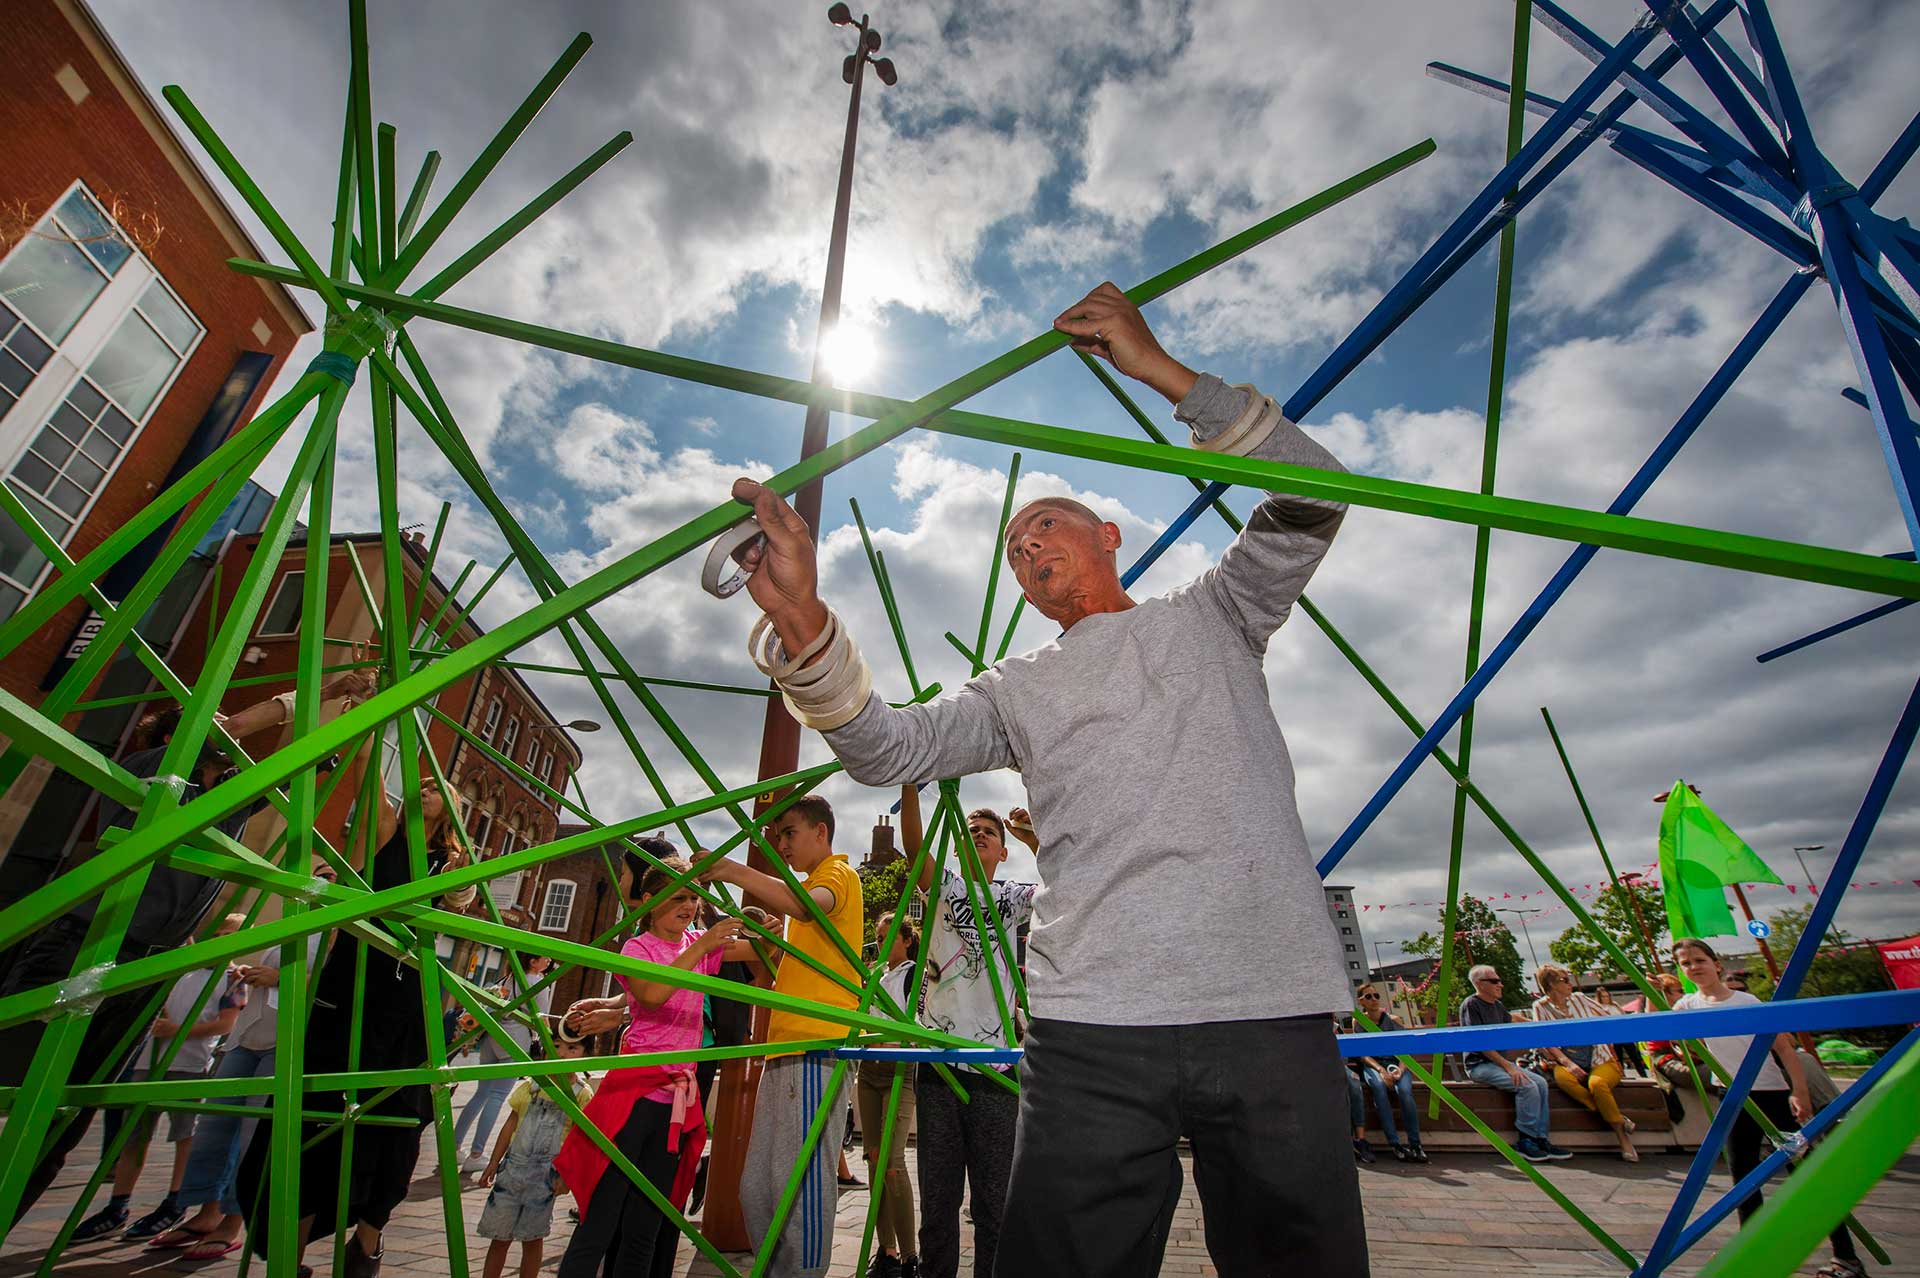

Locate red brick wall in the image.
[0,0,304,703]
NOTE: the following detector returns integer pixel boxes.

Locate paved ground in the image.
[4,1079,1915,1277]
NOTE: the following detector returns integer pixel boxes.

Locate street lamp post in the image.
[749,0,898,863]
[716,9,898,1249]
[1498,906,1542,973]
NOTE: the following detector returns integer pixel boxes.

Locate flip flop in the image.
[148,1226,221,1250]
[183,1238,244,1261]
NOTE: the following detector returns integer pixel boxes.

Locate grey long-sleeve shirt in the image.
[824,374,1353,1026]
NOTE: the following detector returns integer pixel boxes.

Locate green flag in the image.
[1658,781,1783,940]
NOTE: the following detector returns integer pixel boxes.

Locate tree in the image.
[1548,880,1667,979]
[1744,902,1892,995]
[858,855,914,952]
[1404,897,1528,1010]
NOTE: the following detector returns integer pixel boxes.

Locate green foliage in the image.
[1743,905,1894,1046]
[1548,880,1666,978]
[858,855,913,950]
[1404,896,1528,1009]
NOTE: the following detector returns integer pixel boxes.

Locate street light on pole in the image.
[750,2,899,821]
[1497,907,1542,973]
[1793,843,1826,893]
[718,10,898,1248]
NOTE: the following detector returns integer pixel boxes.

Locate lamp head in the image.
[842,53,857,84]
[873,56,898,86]
[827,3,853,25]
[863,27,883,52]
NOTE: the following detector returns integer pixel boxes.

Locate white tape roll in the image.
[702,520,767,598]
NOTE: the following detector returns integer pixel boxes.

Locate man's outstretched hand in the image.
[729,478,829,653]
[1053,282,1198,405]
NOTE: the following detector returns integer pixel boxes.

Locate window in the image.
[499,828,522,859]
[1345,944,1358,953]
[525,732,541,768]
[467,807,494,854]
[539,879,577,932]
[0,186,202,620]
[547,754,562,786]
[541,749,555,783]
[480,698,502,742]
[256,571,306,637]
[1341,926,1353,935]
[0,188,129,342]
[501,717,520,756]
[486,868,523,910]
[0,302,54,420]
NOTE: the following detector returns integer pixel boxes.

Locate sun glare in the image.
[817,325,876,385]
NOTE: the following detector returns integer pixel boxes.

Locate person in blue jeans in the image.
[1458,966,1569,1164]
[1351,984,1427,1163]
[149,874,333,1260]
[452,956,555,1174]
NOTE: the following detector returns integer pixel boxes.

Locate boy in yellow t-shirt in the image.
[703,796,862,1278]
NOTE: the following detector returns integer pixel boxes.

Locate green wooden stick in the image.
[973,453,1023,671]
[1434,0,1534,1115]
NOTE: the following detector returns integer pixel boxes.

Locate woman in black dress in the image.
[238,776,474,1278]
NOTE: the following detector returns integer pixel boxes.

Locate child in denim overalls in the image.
[476,1036,593,1278]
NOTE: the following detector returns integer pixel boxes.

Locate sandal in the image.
[183,1238,244,1261]
[149,1225,222,1250]
[1814,1262,1867,1278]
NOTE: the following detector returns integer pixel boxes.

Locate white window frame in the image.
[466,806,494,854]
[538,879,577,932]
[500,716,520,756]
[499,827,522,859]
[0,182,203,610]
[256,570,306,637]
[541,749,556,784]
[480,698,502,742]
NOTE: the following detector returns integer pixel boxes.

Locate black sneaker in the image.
[1391,1143,1410,1162]
[72,1204,128,1240]
[866,1254,902,1278]
[1408,1143,1430,1164]
[125,1203,186,1239]
[1517,1137,1551,1163]
[1541,1141,1574,1161]
[1352,1138,1375,1164]
[899,1257,921,1278]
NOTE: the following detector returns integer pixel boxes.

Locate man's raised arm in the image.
[1183,378,1347,652]
[1047,282,1346,652]
[728,479,1016,787]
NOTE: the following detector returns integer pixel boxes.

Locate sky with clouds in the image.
[92,0,1920,966]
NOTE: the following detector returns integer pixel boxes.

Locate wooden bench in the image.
[1357,1076,1690,1152]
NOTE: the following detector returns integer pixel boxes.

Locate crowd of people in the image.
[10,282,1880,1278]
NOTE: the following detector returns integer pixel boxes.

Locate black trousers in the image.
[557,1097,681,1278]
[996,1016,1369,1278]
[917,1063,1017,1278]
[0,917,159,1219]
[1729,1090,1857,1263]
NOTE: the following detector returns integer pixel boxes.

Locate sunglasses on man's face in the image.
[1476,977,1503,986]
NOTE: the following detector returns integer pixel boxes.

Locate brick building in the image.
[0,514,589,971]
[0,0,311,822]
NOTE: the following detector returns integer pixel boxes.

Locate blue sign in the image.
[1747,919,1772,940]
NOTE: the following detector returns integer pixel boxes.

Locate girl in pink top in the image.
[556,849,757,1278]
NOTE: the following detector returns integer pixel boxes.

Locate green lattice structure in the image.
[0,3,1915,1276]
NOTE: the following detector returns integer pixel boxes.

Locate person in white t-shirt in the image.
[1671,938,1865,1278]
[903,786,1038,1278]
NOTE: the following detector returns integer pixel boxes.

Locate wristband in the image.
[702,520,767,598]
[1193,383,1286,456]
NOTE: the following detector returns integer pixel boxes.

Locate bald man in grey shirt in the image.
[730,282,1367,1277]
